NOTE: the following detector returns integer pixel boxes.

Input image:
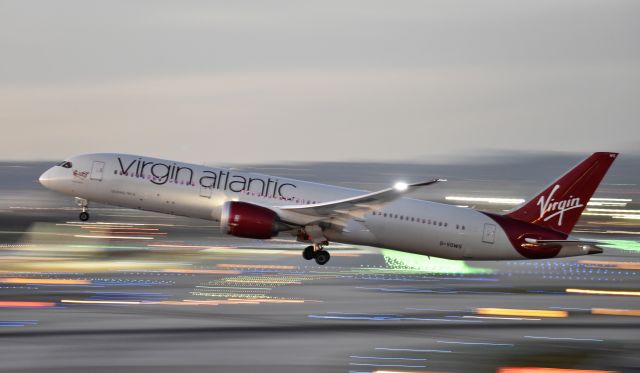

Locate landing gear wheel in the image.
[302,246,314,260]
[79,211,90,221]
[314,250,330,265]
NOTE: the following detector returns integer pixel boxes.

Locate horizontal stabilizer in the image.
[523,238,603,255]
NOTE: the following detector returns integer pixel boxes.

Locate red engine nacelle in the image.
[220,201,284,239]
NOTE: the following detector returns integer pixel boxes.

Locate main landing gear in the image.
[302,244,331,265]
[75,197,90,222]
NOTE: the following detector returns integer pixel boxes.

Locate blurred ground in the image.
[0,154,639,372]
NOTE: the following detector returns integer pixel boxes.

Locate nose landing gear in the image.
[75,197,90,222]
[79,210,90,222]
[301,243,331,265]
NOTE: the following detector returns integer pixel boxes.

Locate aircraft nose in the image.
[39,168,54,188]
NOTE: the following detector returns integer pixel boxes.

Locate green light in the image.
[381,249,492,274]
[600,240,640,253]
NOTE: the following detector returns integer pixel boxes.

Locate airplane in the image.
[39,152,617,265]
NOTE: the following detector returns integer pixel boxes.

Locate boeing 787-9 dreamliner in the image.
[39,152,617,265]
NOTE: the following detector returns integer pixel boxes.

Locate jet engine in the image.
[220,201,289,239]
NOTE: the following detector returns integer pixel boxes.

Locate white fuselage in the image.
[39,153,586,260]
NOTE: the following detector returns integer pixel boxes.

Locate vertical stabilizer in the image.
[506,152,618,235]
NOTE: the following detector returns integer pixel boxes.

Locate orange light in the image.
[566,288,640,296]
[0,301,55,308]
[476,308,568,318]
[0,278,91,285]
[592,308,640,316]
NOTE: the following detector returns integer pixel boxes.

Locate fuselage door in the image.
[90,161,105,181]
[482,223,496,244]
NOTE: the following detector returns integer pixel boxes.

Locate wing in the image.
[277,179,444,224]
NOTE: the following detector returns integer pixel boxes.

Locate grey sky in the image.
[1,1,638,163]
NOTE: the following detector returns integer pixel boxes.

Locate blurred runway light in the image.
[445,196,525,204]
[586,208,640,213]
[308,314,480,322]
[161,269,242,275]
[566,288,640,296]
[498,368,614,373]
[601,231,640,236]
[349,363,427,368]
[578,260,640,270]
[0,278,91,285]
[375,348,452,353]
[148,244,237,249]
[475,308,568,318]
[74,234,154,240]
[461,316,541,321]
[587,197,631,208]
[217,264,297,270]
[81,227,161,231]
[436,340,513,347]
[351,356,428,362]
[590,198,632,202]
[523,336,603,342]
[0,320,38,327]
[63,221,176,227]
[582,212,640,220]
[61,299,143,305]
[0,301,55,308]
[591,308,640,316]
[374,371,437,373]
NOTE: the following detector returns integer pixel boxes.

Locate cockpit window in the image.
[57,161,73,168]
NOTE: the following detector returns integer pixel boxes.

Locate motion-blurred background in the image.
[1,155,640,372]
[1,1,639,372]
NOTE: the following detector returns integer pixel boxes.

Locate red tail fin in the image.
[507,152,618,235]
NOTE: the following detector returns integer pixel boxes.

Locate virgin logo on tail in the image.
[536,184,584,226]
